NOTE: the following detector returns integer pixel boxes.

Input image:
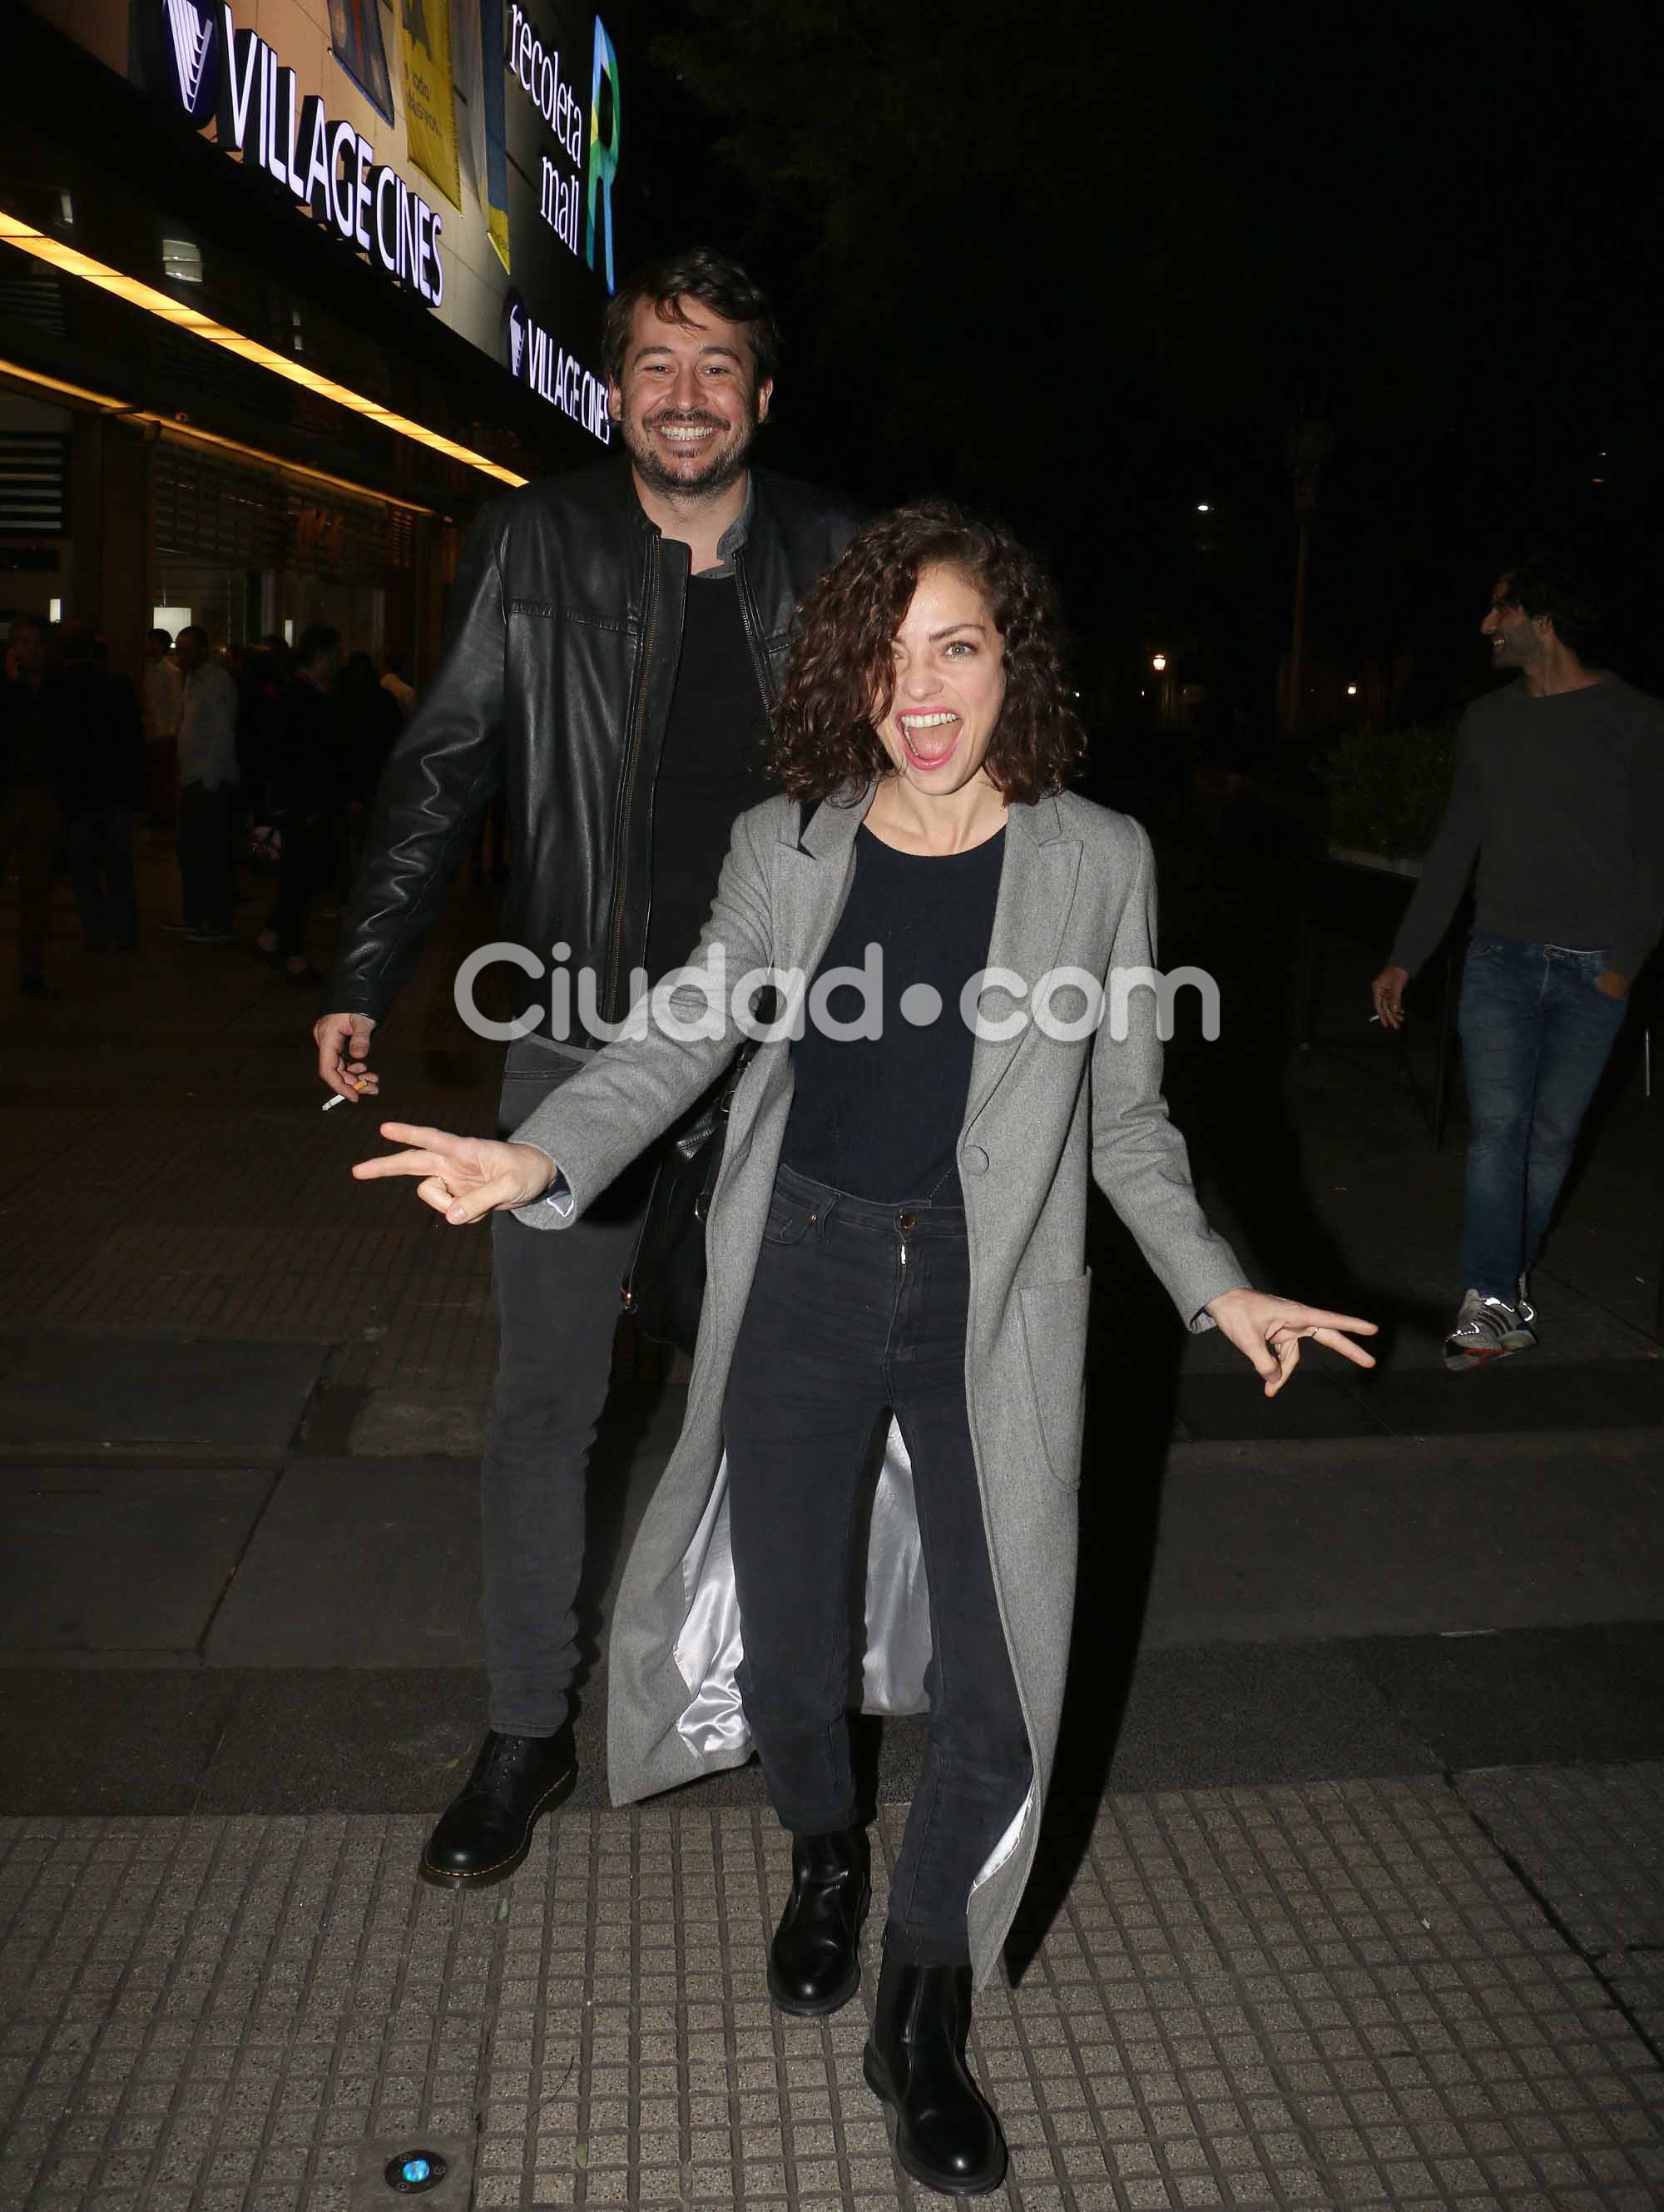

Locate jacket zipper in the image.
[603,532,660,1023]
[735,550,776,706]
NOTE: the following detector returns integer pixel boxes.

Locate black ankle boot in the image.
[864,1948,1007,2196]
[767,1827,871,2015]
[419,1726,578,1887]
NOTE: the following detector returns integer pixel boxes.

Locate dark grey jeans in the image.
[483,1035,650,1737]
[724,1164,1033,1965]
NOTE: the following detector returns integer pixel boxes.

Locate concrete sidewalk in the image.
[4,836,1664,2211]
[4,1769,1663,2212]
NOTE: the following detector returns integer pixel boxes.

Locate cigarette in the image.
[1369,1014,1383,1024]
[321,1094,347,1112]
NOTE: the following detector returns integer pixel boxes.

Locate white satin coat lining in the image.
[670,1416,1026,1890]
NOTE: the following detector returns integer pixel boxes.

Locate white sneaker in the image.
[1514,1275,1538,1328]
[1444,1289,1536,1371]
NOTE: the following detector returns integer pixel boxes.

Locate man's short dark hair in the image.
[601,247,781,391]
[147,627,174,649]
[295,622,342,670]
[1496,554,1605,660]
[176,624,208,652]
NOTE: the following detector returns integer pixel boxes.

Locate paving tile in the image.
[0,1340,328,1452]
[0,1470,274,1655]
[0,1673,239,1815]
[2,1779,1662,2210]
[201,1463,481,1668]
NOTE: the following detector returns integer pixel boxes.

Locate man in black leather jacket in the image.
[318,249,861,1887]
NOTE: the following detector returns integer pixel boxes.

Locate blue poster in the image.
[329,0,395,124]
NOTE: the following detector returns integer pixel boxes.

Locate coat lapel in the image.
[770,787,867,980]
[964,794,1082,1127]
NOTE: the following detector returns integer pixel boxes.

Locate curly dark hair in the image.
[767,502,1085,805]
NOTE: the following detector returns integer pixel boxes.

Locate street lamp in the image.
[1151,652,1167,672]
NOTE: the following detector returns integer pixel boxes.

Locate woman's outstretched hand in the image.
[1205,1289,1379,1398]
[353,1123,555,1224]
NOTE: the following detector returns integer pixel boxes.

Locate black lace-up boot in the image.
[864,1947,1007,2195]
[419,1725,577,1887]
[766,1827,871,2015]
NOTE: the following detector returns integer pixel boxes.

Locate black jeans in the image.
[724,1163,1033,1965]
[176,781,235,934]
[483,1037,650,1736]
[67,806,136,947]
[269,811,324,960]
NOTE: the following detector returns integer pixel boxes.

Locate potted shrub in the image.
[1319,722,1456,875]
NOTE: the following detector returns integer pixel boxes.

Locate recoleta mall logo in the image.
[503,6,620,292]
[146,0,447,305]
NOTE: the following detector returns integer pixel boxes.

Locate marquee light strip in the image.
[0,211,527,489]
[0,357,437,517]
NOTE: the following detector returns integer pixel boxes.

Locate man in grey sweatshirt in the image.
[1371,558,1664,1369]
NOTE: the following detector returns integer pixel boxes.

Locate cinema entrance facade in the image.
[2,1,622,673]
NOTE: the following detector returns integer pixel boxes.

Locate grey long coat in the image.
[512,788,1246,1984]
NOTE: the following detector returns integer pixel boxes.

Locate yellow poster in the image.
[399,0,461,208]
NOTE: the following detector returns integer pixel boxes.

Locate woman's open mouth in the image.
[896,710,960,771]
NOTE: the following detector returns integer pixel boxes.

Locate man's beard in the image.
[622,407,759,498]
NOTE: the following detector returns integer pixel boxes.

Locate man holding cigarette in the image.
[316,250,859,1886]
[1372,557,1664,1370]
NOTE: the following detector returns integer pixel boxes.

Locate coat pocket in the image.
[1020,1272,1092,1488]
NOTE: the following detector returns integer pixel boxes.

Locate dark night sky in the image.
[626,0,1664,725]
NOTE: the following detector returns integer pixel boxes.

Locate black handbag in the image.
[620,801,820,1353]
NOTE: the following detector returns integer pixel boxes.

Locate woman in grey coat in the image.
[358,504,1377,2195]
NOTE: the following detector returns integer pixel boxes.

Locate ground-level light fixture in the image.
[384,2151,448,2194]
[1196,503,1211,513]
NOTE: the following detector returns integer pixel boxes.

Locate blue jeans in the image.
[723,1164,1033,1964]
[1456,933,1627,1301]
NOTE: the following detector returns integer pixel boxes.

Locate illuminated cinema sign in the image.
[504,5,619,291]
[506,293,611,445]
[149,1,445,305]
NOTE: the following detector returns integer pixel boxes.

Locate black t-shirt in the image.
[644,574,772,982]
[781,824,1006,1202]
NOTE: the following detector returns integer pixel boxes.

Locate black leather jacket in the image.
[327,461,862,1037]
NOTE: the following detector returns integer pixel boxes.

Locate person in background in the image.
[1372,557,1664,1369]
[1,612,63,998]
[255,622,342,983]
[170,626,240,945]
[141,627,184,830]
[56,624,146,951]
[379,649,415,718]
[334,652,404,907]
[244,635,295,826]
